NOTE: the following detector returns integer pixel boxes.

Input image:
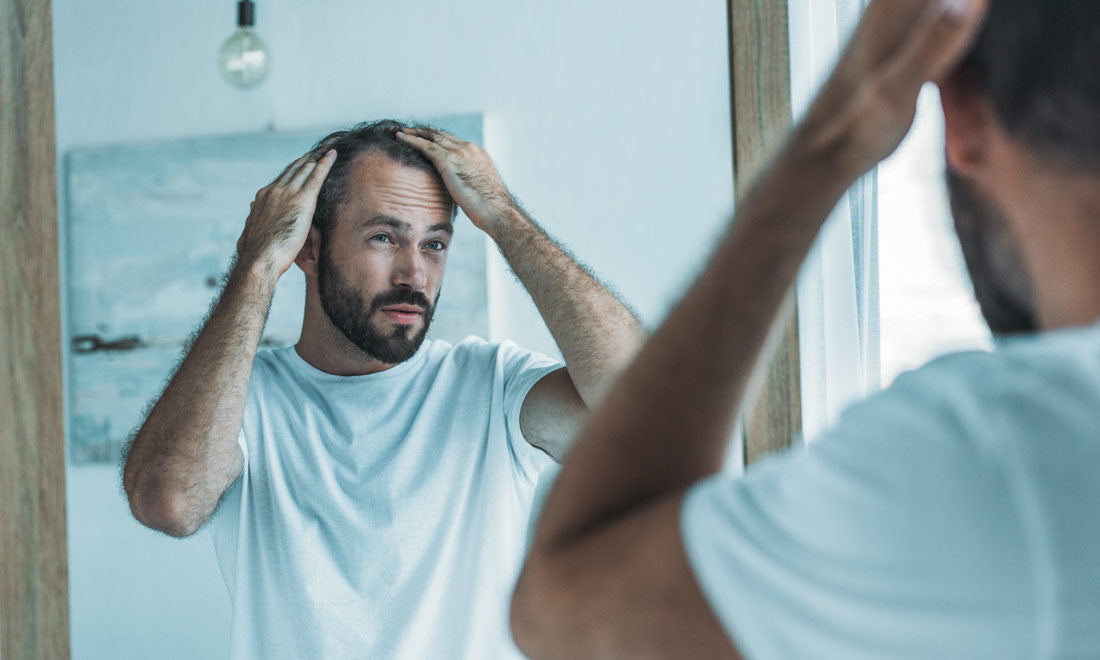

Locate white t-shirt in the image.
[682,321,1100,659]
[209,336,560,659]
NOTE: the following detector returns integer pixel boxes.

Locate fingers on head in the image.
[401,126,463,148]
[402,126,436,139]
[884,0,988,94]
[303,151,337,192]
[396,128,435,145]
[289,148,340,187]
[396,131,445,157]
[288,159,318,188]
[276,153,313,184]
[313,136,340,156]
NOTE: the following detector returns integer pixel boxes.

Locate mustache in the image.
[368,289,433,313]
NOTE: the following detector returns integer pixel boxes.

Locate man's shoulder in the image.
[895,323,1100,406]
[419,336,562,392]
[251,345,297,377]
[836,323,1100,453]
[240,346,304,405]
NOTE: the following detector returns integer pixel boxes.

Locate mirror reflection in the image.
[40,0,1100,658]
[57,1,733,657]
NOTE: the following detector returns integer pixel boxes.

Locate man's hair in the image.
[308,119,452,239]
[960,1,1100,170]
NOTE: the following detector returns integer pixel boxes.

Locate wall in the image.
[53,1,733,657]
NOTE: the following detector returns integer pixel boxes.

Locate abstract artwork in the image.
[66,115,486,463]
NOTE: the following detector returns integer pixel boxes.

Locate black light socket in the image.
[237,0,255,28]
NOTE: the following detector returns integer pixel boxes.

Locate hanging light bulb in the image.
[218,0,270,88]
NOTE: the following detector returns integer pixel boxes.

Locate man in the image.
[122,120,643,658]
[512,0,1100,658]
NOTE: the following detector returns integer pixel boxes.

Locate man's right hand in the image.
[236,148,337,277]
[793,0,987,183]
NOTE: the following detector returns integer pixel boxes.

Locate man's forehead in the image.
[341,151,453,218]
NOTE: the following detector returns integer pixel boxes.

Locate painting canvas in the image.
[66,115,486,464]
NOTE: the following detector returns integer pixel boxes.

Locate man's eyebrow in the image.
[360,215,453,236]
[361,215,411,232]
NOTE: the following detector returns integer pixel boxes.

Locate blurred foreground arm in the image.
[122,150,335,537]
[510,0,988,657]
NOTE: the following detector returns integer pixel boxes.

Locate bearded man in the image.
[123,120,643,658]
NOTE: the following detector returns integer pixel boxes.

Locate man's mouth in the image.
[379,305,424,325]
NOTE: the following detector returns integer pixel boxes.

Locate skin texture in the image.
[510,1,1014,658]
[123,134,644,538]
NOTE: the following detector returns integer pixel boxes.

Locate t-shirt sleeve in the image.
[498,339,563,484]
[206,426,247,595]
[236,424,249,465]
[680,363,1037,660]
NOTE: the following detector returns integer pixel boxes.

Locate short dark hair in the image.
[308,119,453,239]
[960,1,1100,170]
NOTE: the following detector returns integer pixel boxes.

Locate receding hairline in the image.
[339,146,442,179]
[327,149,458,223]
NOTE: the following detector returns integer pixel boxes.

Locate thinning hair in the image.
[309,119,454,239]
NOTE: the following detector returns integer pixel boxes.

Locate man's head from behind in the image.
[304,120,456,364]
[943,0,1100,336]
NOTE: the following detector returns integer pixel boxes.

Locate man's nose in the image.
[392,245,427,290]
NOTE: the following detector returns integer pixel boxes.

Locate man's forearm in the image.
[513,3,990,655]
[487,206,646,406]
[123,258,277,537]
[124,147,334,537]
[533,138,853,551]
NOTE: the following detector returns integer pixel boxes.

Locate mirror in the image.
[55,0,735,657]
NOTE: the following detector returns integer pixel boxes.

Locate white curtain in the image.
[789,0,881,444]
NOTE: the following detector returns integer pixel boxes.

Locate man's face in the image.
[317,151,454,364]
[946,169,1039,336]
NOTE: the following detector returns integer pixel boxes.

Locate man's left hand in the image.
[396,128,518,235]
[793,0,988,183]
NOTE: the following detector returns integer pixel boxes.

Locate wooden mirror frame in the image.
[728,0,803,465]
[1,0,71,657]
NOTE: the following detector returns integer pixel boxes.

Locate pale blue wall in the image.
[53,1,734,657]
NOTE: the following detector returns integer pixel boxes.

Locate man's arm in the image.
[397,129,646,462]
[122,149,336,538]
[508,0,988,657]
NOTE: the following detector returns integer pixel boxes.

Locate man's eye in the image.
[425,240,448,251]
[369,234,393,244]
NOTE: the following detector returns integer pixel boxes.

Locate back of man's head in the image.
[309,119,451,240]
[961,0,1100,171]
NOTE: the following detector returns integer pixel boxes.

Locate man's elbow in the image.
[511,554,586,659]
[511,561,553,658]
[123,468,203,538]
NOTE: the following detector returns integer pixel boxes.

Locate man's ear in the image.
[295,225,322,277]
[939,68,995,176]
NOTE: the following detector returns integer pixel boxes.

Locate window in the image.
[877,86,993,386]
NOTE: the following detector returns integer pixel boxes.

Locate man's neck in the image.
[1006,167,1100,332]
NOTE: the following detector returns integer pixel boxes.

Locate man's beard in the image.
[946,170,1039,336]
[317,246,439,364]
